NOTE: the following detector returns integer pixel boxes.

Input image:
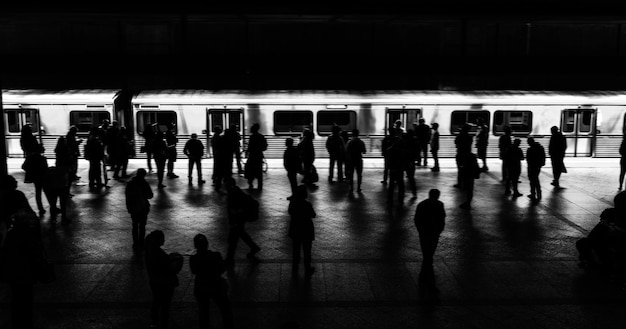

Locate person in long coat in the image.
[245,123,267,190]
[549,126,567,188]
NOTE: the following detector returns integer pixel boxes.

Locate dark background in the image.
[2,1,626,90]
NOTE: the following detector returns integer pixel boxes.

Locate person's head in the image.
[112,120,119,127]
[101,119,110,127]
[461,124,470,134]
[419,118,425,125]
[0,174,18,191]
[285,137,294,147]
[251,123,260,133]
[136,168,147,179]
[191,133,198,139]
[194,234,209,250]
[146,230,165,248]
[514,138,521,146]
[551,126,559,134]
[394,119,402,128]
[214,125,223,134]
[295,184,308,199]
[504,126,512,135]
[332,125,341,135]
[352,128,360,137]
[429,189,440,200]
[432,122,439,130]
[69,125,78,134]
[527,137,535,145]
[303,128,313,139]
[21,124,33,135]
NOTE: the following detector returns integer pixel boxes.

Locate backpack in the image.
[244,195,260,222]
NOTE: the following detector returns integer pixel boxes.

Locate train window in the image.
[5,109,39,133]
[561,111,576,133]
[136,111,177,134]
[450,111,490,134]
[317,111,356,136]
[580,111,592,133]
[6,110,20,133]
[274,111,313,135]
[69,111,111,133]
[493,111,532,135]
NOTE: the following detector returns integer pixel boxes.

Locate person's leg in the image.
[147,151,153,172]
[196,159,203,183]
[356,161,363,191]
[328,157,336,181]
[432,150,439,170]
[406,163,416,196]
[188,158,194,183]
[58,188,68,220]
[34,182,45,214]
[346,163,354,191]
[337,158,344,181]
[422,144,429,166]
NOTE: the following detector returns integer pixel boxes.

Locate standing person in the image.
[0,175,36,249]
[459,151,480,210]
[298,129,316,186]
[415,118,431,166]
[43,165,70,223]
[340,130,350,180]
[143,122,157,172]
[476,118,489,171]
[113,126,132,179]
[498,126,513,183]
[504,138,524,197]
[380,128,394,184]
[244,123,267,190]
[85,127,105,188]
[183,133,206,185]
[403,130,418,197]
[454,124,474,188]
[165,123,179,179]
[549,126,567,188]
[66,125,82,181]
[430,123,440,172]
[126,169,153,248]
[226,125,244,176]
[345,129,367,193]
[106,120,120,171]
[526,137,546,201]
[386,136,405,206]
[283,138,301,198]
[619,133,626,190]
[21,145,48,216]
[224,177,261,266]
[211,126,228,191]
[19,124,40,157]
[153,131,169,189]
[414,189,446,291]
[144,230,180,329]
[325,125,345,183]
[189,234,234,329]
[288,185,316,276]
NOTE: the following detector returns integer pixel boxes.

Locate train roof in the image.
[132,90,626,105]
[2,89,118,105]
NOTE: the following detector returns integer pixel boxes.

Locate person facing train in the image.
[65,125,82,181]
[549,126,567,188]
[153,131,169,189]
[326,125,346,183]
[85,127,105,188]
[430,122,440,172]
[454,124,474,188]
[184,133,206,185]
[526,137,545,201]
[244,123,267,190]
[298,129,316,186]
[345,128,366,193]
[504,138,524,197]
[475,117,489,172]
[143,122,157,172]
[165,122,179,179]
[415,118,431,167]
[498,126,513,183]
[211,125,231,191]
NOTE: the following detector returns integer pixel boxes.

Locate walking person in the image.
[476,118,489,171]
[189,234,234,329]
[345,129,366,193]
[283,138,301,198]
[415,118,431,166]
[498,126,512,183]
[126,169,153,248]
[224,177,261,266]
[549,126,567,188]
[414,189,445,292]
[430,123,440,172]
[144,230,180,329]
[244,123,267,190]
[620,133,626,190]
[165,123,179,179]
[153,131,169,189]
[184,133,206,185]
[526,137,546,201]
[504,138,524,197]
[288,185,317,276]
[325,125,345,183]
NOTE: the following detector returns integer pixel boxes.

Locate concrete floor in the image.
[1,157,625,329]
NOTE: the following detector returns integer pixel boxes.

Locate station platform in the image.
[1,157,626,329]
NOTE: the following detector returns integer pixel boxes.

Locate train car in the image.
[2,90,118,158]
[130,90,626,159]
[4,89,626,159]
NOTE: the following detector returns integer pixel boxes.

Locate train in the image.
[3,89,626,159]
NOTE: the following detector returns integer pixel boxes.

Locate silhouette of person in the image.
[0,175,36,249]
[126,169,153,248]
[211,126,229,191]
[21,145,48,216]
[414,189,445,291]
[283,138,301,197]
[459,151,480,210]
[66,125,82,181]
[476,118,489,171]
[288,185,316,276]
[298,129,316,186]
[415,118,431,166]
[189,234,234,329]
[386,136,405,205]
[226,125,244,176]
[403,130,418,197]
[165,122,179,179]
[430,123,440,172]
[619,133,626,190]
[504,138,524,197]
[43,166,70,223]
[326,125,346,183]
[55,135,75,197]
[85,127,105,188]
[19,123,39,157]
[245,123,267,190]
[381,127,394,184]
[153,131,169,189]
[224,177,261,266]
[498,126,512,183]
[106,120,120,171]
[184,133,206,185]
[549,126,567,188]
[454,124,474,189]
[143,122,157,172]
[346,129,367,193]
[340,130,350,180]
[145,230,180,329]
[526,137,546,201]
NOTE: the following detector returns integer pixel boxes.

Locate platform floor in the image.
[1,157,626,329]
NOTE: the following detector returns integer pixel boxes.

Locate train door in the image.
[207,108,244,157]
[561,109,596,157]
[385,108,421,134]
[4,108,41,157]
